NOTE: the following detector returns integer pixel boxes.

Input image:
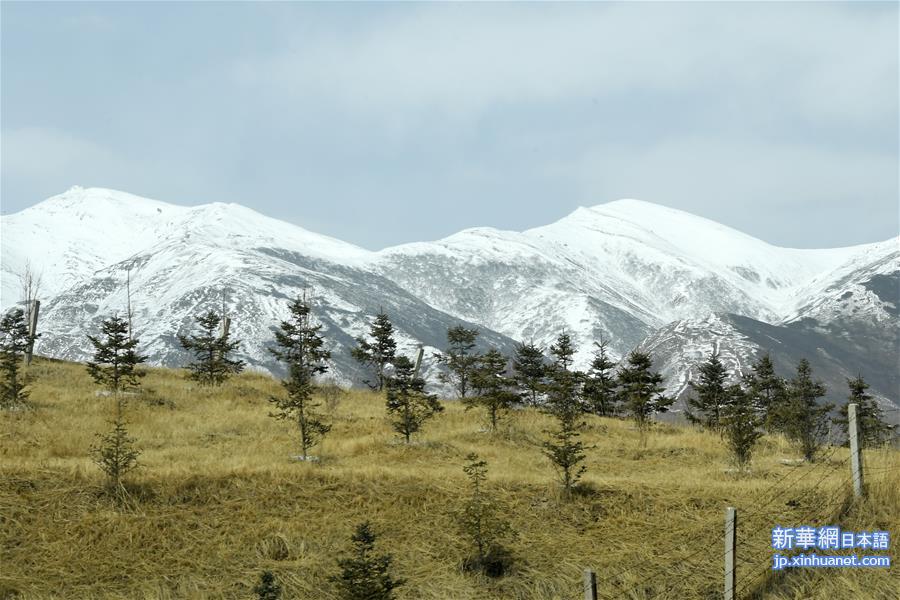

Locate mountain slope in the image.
[1,187,518,385]
[374,199,892,367]
[1,187,896,406]
[639,311,900,420]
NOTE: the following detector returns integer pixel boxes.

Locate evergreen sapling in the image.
[466,349,518,432]
[86,315,148,396]
[776,359,833,461]
[435,325,481,399]
[833,375,896,448]
[456,453,514,577]
[512,341,546,406]
[253,571,282,600]
[582,339,618,417]
[721,384,763,470]
[178,311,245,386]
[0,308,33,409]
[685,351,731,431]
[743,353,786,431]
[617,350,673,437]
[330,522,405,600]
[268,296,331,460]
[385,355,443,443]
[90,415,140,496]
[542,333,588,494]
[351,312,397,391]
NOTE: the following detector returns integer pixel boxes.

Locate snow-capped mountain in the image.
[0,187,518,386]
[374,200,893,363]
[374,200,897,411]
[1,187,896,410]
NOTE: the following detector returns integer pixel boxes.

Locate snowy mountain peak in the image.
[1,187,895,409]
[29,186,182,217]
[0,187,371,307]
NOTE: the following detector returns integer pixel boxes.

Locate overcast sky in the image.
[2,2,897,250]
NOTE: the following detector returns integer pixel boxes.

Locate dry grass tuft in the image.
[1,358,897,599]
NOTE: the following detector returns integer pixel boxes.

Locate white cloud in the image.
[232,3,897,128]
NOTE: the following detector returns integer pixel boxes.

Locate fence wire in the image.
[581,445,867,600]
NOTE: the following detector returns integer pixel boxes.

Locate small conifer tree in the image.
[721,384,763,470]
[90,415,140,494]
[617,350,673,435]
[466,349,518,432]
[178,311,244,386]
[330,522,405,600]
[582,340,618,417]
[776,359,833,461]
[833,375,896,448]
[546,333,582,414]
[456,453,514,577]
[268,296,331,460]
[548,332,576,372]
[743,353,786,431]
[253,570,282,600]
[542,417,587,494]
[351,312,397,391]
[86,315,148,395]
[685,351,731,431]
[435,325,481,399]
[512,341,546,406]
[385,355,443,443]
[542,333,587,494]
[0,308,33,409]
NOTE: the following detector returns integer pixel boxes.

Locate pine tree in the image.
[351,312,397,391]
[0,308,33,409]
[435,325,480,399]
[549,332,576,372]
[268,296,331,460]
[776,359,833,461]
[542,416,587,495]
[90,415,140,494]
[542,332,587,494]
[721,384,763,470]
[86,315,148,394]
[833,375,896,448]
[330,522,405,600]
[582,340,619,417]
[466,349,518,432]
[617,351,673,434]
[178,311,244,386]
[743,353,786,431]
[685,351,731,431]
[253,571,282,600]
[512,341,546,406]
[456,453,514,577]
[385,355,443,443]
[546,333,582,415]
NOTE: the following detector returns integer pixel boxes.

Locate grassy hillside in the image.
[1,359,897,599]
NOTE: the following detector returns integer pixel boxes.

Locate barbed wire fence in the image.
[571,402,898,600]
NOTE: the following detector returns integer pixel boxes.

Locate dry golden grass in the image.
[1,358,897,599]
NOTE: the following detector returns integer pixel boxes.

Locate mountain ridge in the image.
[2,186,896,409]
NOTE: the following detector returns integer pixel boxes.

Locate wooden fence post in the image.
[583,568,597,600]
[849,403,865,498]
[411,344,424,379]
[25,299,40,366]
[218,316,231,340]
[724,506,736,600]
[213,316,231,363]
